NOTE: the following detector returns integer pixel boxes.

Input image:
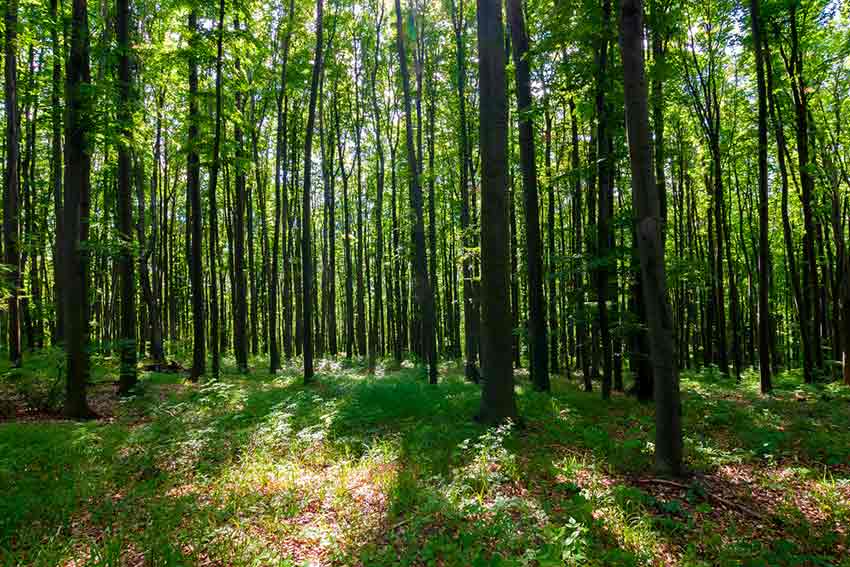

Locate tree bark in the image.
[477,0,518,424]
[394,0,437,383]
[619,0,682,475]
[206,0,225,377]
[507,0,549,391]
[4,0,21,367]
[117,0,137,392]
[63,0,94,418]
[187,9,205,380]
[233,19,249,373]
[302,0,324,382]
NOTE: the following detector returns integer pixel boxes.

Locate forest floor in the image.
[1,350,849,567]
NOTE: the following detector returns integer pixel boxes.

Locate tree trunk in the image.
[50,0,65,345]
[208,0,225,377]
[233,21,249,373]
[450,0,479,381]
[187,9,205,380]
[620,0,682,475]
[395,0,437,383]
[64,0,94,418]
[4,0,21,367]
[596,0,613,399]
[302,0,324,382]
[477,0,518,424]
[507,0,548,391]
[369,5,386,366]
[117,0,137,392]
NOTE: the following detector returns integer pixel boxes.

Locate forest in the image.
[1,0,849,563]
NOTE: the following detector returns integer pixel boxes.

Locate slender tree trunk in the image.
[50,0,65,345]
[117,0,137,392]
[354,67,367,357]
[271,0,294,373]
[766,37,811,382]
[620,0,682,475]
[569,99,591,390]
[450,0,479,381]
[395,0,437,383]
[208,0,225,377]
[596,0,613,399]
[187,9,205,380]
[369,6,386,366]
[233,21,249,373]
[786,6,821,378]
[4,0,21,367]
[302,0,324,382]
[507,0,548,391]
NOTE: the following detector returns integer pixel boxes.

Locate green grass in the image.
[1,354,848,566]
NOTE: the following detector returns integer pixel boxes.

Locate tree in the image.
[64,0,95,419]
[271,0,295,374]
[208,0,226,378]
[595,0,614,399]
[187,7,204,381]
[50,0,64,345]
[4,0,21,367]
[394,0,437,384]
[477,0,518,424]
[749,0,771,394]
[450,0,480,382]
[507,0,549,392]
[117,0,137,393]
[619,0,682,474]
[233,19,249,373]
[302,0,325,383]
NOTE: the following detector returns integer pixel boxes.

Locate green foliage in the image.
[0,354,849,565]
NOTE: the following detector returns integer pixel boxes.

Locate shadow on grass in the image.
[1,353,848,565]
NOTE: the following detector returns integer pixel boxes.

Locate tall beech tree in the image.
[4,0,21,367]
[620,0,682,474]
[394,0,437,384]
[749,0,771,394]
[117,0,137,393]
[477,0,518,423]
[302,0,325,383]
[187,8,204,381]
[507,0,548,392]
[64,0,94,418]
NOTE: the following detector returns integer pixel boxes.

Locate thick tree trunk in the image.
[64,0,94,418]
[477,0,517,423]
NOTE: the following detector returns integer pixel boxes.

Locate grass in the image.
[1,352,849,566]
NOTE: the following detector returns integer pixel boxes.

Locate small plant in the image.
[453,420,518,501]
[525,517,590,566]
